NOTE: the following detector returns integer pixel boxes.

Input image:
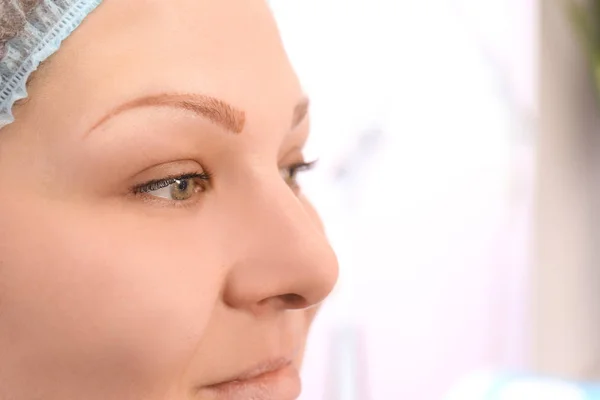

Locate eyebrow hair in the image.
[89,93,246,134]
[292,98,309,129]
[88,93,310,136]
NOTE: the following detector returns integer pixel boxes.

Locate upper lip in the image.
[207,357,294,387]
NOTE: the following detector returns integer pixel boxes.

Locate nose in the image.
[221,178,339,314]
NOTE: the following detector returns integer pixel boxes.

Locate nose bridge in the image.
[222,175,339,312]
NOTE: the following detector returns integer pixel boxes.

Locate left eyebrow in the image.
[88,93,246,135]
[291,98,309,129]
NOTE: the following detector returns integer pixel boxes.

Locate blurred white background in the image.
[269,1,537,399]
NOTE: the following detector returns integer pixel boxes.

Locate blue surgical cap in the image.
[0,0,102,128]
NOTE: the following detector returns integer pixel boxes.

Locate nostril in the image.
[279,293,307,309]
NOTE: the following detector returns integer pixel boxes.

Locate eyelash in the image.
[285,160,317,185]
[131,160,317,202]
[132,171,212,194]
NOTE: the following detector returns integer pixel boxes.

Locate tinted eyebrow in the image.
[292,98,309,129]
[88,93,246,135]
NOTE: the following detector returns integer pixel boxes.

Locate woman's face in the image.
[0,0,338,399]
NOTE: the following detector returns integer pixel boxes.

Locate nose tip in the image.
[286,241,339,309]
[222,220,339,314]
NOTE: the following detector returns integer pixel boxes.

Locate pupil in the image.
[177,180,189,192]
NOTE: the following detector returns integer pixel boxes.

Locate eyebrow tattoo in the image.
[88,93,310,136]
[90,93,246,134]
[291,99,309,129]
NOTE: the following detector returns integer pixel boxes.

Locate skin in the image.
[0,0,339,399]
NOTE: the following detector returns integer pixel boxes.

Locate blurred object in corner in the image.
[445,371,600,400]
[568,0,600,97]
[325,324,371,400]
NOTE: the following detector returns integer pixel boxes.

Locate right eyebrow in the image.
[87,92,247,135]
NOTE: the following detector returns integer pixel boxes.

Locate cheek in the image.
[0,201,221,395]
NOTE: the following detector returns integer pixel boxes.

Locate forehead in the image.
[21,0,302,136]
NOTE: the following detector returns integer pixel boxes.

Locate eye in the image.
[280,160,317,190]
[133,172,211,201]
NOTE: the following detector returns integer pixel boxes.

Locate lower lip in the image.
[204,364,301,400]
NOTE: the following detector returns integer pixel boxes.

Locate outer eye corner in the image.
[280,159,318,193]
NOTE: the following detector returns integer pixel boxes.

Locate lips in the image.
[201,358,302,400]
